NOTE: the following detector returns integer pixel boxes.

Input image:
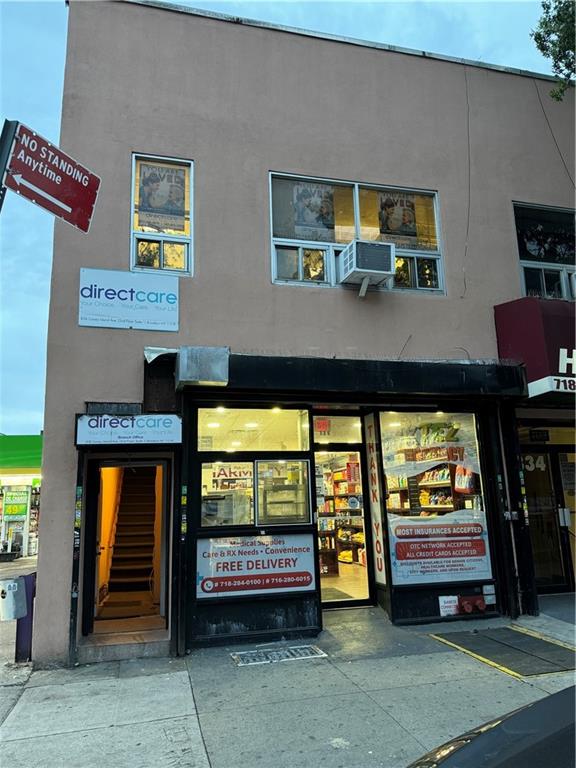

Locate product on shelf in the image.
[338,549,353,563]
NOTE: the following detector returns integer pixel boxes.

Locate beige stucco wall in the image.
[33,0,575,662]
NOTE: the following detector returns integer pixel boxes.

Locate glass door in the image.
[313,415,370,604]
[522,451,573,591]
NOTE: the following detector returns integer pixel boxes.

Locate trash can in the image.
[0,577,27,621]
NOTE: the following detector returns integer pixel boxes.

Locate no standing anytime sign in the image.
[1,122,100,233]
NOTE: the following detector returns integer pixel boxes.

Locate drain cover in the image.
[231,645,327,666]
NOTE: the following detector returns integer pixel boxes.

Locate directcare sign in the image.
[76,414,182,445]
[79,268,179,331]
[197,535,316,598]
[2,121,100,233]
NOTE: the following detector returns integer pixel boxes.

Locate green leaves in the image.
[531,0,575,101]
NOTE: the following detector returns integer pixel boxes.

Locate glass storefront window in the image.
[379,412,493,586]
[313,415,362,444]
[257,460,310,525]
[198,408,310,452]
[201,462,254,526]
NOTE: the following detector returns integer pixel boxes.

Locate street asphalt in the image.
[0,559,574,768]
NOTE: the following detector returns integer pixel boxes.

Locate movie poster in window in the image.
[135,160,189,235]
[293,182,335,242]
[378,191,417,247]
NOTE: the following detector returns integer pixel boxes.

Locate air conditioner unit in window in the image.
[337,240,396,295]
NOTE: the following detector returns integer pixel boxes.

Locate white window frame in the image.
[130,153,194,277]
[520,261,575,300]
[514,202,574,301]
[269,172,444,293]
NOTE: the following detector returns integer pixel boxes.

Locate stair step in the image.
[113,549,153,556]
[110,561,152,570]
[116,523,154,531]
[109,575,151,584]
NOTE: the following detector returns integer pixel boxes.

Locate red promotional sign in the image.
[3,123,100,233]
[396,539,486,561]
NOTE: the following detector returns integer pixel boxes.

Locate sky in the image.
[0,0,554,435]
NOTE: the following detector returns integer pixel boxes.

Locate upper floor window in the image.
[271,174,442,291]
[131,154,193,275]
[515,204,575,300]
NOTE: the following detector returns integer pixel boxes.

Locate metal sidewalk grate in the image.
[231,645,327,666]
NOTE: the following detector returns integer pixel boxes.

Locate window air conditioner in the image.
[337,240,396,295]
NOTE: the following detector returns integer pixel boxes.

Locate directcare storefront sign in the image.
[388,510,493,585]
[76,414,182,445]
[79,268,179,331]
[197,534,316,598]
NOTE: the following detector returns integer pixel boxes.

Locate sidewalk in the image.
[0,604,574,768]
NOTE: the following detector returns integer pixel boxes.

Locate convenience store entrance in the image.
[313,415,371,605]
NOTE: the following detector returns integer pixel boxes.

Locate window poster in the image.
[378,191,417,238]
[293,182,335,242]
[135,159,189,235]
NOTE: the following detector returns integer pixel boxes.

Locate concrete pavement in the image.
[0,602,574,768]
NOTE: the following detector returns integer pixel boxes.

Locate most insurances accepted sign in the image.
[2,122,100,233]
[79,268,179,331]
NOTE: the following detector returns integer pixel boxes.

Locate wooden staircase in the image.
[109,466,157,593]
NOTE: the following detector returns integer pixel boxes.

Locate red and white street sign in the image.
[2,123,100,233]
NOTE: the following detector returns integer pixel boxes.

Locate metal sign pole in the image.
[0,119,18,214]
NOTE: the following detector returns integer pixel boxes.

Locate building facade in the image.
[33,0,574,665]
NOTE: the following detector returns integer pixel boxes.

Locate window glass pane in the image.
[201,462,254,526]
[417,258,439,289]
[394,256,415,288]
[198,408,310,451]
[543,270,563,298]
[163,242,187,270]
[134,158,190,236]
[524,267,544,297]
[272,177,354,243]
[276,247,299,280]
[359,188,438,251]
[515,206,574,265]
[313,416,362,444]
[136,239,160,268]
[303,249,326,281]
[379,412,492,585]
[257,460,310,525]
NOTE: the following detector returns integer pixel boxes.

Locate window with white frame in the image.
[270,174,442,290]
[515,204,575,300]
[131,155,193,274]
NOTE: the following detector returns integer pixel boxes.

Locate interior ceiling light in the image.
[388,422,402,428]
[245,422,259,429]
[231,441,242,447]
[436,411,445,416]
[207,422,220,428]
[271,407,282,413]
[216,406,227,413]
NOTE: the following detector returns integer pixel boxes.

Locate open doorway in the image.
[84,462,170,636]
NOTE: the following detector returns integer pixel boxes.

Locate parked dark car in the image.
[407,685,575,768]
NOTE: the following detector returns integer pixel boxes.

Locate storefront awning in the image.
[494,297,575,401]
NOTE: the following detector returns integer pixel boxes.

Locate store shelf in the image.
[418,481,451,487]
[420,504,454,510]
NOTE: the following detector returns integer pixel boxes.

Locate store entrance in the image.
[316,450,369,603]
[522,449,575,593]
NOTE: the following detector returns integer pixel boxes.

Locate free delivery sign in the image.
[79,268,179,331]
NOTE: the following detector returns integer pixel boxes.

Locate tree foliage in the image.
[531,0,575,101]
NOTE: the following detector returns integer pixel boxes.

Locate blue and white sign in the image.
[76,414,182,445]
[79,268,179,331]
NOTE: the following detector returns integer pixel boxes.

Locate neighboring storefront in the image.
[0,435,42,559]
[495,297,575,595]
